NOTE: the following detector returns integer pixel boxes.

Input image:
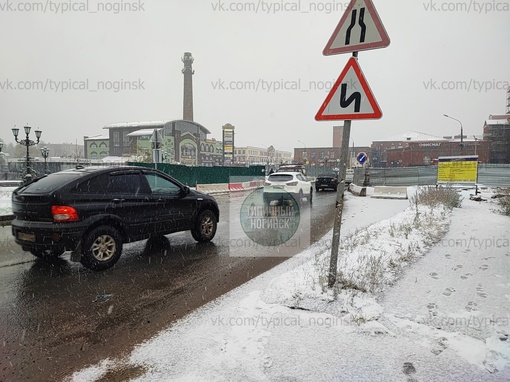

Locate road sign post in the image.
[316,0,389,289]
[327,119,351,288]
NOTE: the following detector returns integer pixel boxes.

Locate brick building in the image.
[371,131,490,167]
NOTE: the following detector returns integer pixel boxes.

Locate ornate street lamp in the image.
[12,125,41,183]
[41,146,50,174]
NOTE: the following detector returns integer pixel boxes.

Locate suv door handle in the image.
[112,198,125,203]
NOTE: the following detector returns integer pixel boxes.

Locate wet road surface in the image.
[0,190,339,382]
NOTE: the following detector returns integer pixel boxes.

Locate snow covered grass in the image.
[262,186,456,319]
[337,205,450,294]
[498,196,510,216]
[494,188,510,216]
[410,185,463,209]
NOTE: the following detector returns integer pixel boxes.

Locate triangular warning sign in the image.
[315,57,382,121]
[323,0,390,56]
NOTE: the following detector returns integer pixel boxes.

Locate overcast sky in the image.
[1,0,509,153]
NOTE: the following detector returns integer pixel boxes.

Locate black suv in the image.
[11,166,219,271]
[315,173,339,192]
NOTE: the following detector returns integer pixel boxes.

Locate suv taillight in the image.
[263,181,271,186]
[52,205,79,222]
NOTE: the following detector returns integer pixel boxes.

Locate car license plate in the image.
[18,232,35,242]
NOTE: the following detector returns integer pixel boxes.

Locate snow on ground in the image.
[261,202,451,316]
[65,187,510,381]
[3,186,509,381]
[0,187,15,215]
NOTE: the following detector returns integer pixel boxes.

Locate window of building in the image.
[113,131,120,147]
[122,131,130,146]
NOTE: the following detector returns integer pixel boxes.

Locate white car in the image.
[263,172,313,206]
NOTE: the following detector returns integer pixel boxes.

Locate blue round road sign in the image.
[357,152,368,164]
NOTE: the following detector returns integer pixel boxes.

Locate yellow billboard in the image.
[437,156,478,183]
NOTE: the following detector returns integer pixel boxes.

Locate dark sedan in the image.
[315,173,339,192]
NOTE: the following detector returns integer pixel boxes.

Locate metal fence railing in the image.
[352,164,510,188]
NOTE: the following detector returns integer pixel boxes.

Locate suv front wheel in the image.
[81,226,123,271]
[191,210,217,243]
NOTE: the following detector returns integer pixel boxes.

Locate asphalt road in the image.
[0,189,339,382]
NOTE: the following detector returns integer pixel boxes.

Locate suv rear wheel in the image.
[81,226,123,271]
[191,210,217,243]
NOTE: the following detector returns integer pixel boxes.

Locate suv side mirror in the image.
[182,186,190,195]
